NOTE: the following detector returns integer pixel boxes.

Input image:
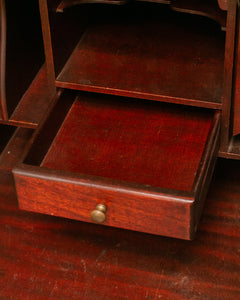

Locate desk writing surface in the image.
[0,158,239,299]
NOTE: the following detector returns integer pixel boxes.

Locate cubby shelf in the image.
[55,3,225,109]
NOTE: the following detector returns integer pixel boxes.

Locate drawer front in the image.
[14,170,192,239]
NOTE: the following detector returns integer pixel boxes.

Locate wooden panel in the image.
[14,168,193,240]
[1,159,240,299]
[41,95,214,191]
[232,6,240,136]
[0,0,7,120]
[220,0,237,150]
[56,4,225,108]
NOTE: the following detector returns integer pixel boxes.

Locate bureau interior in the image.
[48,1,226,109]
[23,90,216,192]
[3,1,44,118]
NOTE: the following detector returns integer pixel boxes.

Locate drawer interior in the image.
[24,91,218,193]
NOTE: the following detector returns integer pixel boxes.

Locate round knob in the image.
[90,204,107,223]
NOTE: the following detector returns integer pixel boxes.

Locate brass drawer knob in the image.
[90,204,107,223]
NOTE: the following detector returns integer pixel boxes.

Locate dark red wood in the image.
[220,0,237,151]
[1,158,240,299]
[41,95,214,191]
[13,92,220,240]
[233,6,240,136]
[56,3,225,109]
[14,167,194,240]
[38,0,56,91]
[218,0,228,11]
[40,1,239,156]
[0,0,7,120]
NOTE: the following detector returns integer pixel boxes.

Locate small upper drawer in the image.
[13,91,220,240]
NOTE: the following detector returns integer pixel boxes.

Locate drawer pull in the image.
[90,204,107,223]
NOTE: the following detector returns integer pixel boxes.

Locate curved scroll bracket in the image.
[56,0,227,30]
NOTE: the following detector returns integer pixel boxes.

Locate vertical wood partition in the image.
[221,0,237,151]
[220,0,237,151]
[0,0,8,120]
[233,5,240,135]
[38,0,56,92]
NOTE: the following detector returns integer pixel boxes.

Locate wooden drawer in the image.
[13,91,220,240]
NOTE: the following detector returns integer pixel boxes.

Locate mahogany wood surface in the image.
[233,6,240,136]
[14,167,194,240]
[55,3,225,109]
[41,94,214,191]
[1,158,240,299]
[0,0,7,120]
[220,0,237,150]
[13,92,220,240]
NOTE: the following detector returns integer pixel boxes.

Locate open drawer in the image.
[13,91,220,240]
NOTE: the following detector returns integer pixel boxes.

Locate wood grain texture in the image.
[0,0,8,120]
[13,93,220,240]
[56,3,225,109]
[38,0,56,93]
[232,6,240,136]
[14,167,193,240]
[220,0,237,150]
[41,95,214,191]
[1,158,240,299]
